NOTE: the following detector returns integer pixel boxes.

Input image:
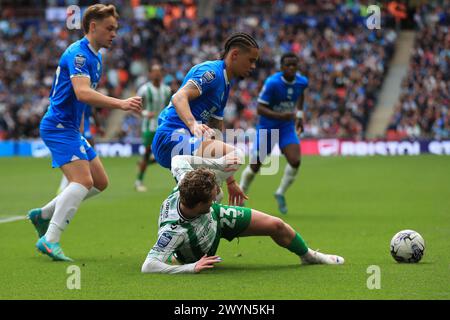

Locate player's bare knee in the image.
[77,177,94,190]
[290,159,301,169]
[95,176,109,191]
[271,217,286,236]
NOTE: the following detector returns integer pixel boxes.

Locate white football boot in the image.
[135,181,148,192]
[301,248,345,265]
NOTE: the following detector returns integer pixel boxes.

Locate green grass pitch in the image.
[0,155,449,299]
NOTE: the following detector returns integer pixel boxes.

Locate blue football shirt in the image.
[257,72,308,128]
[41,37,102,131]
[157,60,230,131]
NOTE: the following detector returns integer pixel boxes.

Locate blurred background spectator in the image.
[2,0,446,143]
[386,1,450,140]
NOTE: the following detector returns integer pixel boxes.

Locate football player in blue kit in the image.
[239,53,308,214]
[152,33,260,206]
[27,4,142,261]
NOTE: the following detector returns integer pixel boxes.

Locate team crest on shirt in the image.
[157,232,173,248]
[74,54,86,69]
[201,70,216,83]
[97,62,100,71]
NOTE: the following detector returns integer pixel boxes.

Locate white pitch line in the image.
[0,216,27,224]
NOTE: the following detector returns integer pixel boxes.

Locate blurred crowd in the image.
[0,0,424,142]
[122,0,398,141]
[387,1,450,140]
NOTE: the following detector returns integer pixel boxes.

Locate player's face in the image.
[281,57,299,80]
[150,67,163,83]
[91,16,118,49]
[233,47,259,78]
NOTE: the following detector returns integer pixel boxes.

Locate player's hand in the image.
[189,122,215,139]
[227,180,248,206]
[121,96,142,114]
[194,254,222,273]
[280,112,296,121]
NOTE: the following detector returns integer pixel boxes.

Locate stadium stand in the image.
[386,2,450,140]
[1,0,435,143]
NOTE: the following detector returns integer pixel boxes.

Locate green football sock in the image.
[287,232,308,256]
[137,172,144,181]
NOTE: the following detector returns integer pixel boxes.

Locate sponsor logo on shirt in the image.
[74,54,86,69]
[157,232,173,248]
[201,70,216,83]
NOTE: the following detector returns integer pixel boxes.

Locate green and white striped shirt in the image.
[137,81,171,132]
[142,156,228,274]
[148,189,220,264]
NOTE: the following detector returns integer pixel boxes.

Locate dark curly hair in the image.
[179,168,218,209]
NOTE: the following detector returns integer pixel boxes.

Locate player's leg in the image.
[239,127,272,194]
[56,130,95,195]
[277,143,301,194]
[56,174,69,195]
[34,159,92,261]
[33,156,106,234]
[33,136,101,261]
[274,125,301,214]
[194,138,237,159]
[239,162,262,194]
[239,209,344,264]
[135,131,153,192]
[45,160,92,241]
[196,139,247,205]
[31,138,102,224]
[87,156,108,198]
[135,145,151,192]
[239,209,304,249]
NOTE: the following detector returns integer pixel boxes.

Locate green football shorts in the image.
[142,131,156,147]
[211,203,252,241]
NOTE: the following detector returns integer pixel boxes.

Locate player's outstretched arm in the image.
[141,254,221,274]
[71,77,142,114]
[141,256,197,274]
[172,82,215,137]
[171,155,242,185]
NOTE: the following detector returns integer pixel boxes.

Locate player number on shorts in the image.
[219,207,237,229]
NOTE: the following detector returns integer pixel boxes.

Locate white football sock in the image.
[84,187,101,201]
[41,196,59,219]
[45,182,89,243]
[239,165,257,193]
[276,164,298,195]
[57,175,69,194]
[40,187,101,220]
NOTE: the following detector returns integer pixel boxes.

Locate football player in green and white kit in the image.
[141,154,344,274]
[135,64,172,192]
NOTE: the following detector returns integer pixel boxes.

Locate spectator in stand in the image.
[1,0,400,141]
[387,1,449,140]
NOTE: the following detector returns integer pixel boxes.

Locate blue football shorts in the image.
[152,128,202,169]
[252,123,300,163]
[40,126,97,168]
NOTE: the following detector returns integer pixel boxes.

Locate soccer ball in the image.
[390,230,425,263]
